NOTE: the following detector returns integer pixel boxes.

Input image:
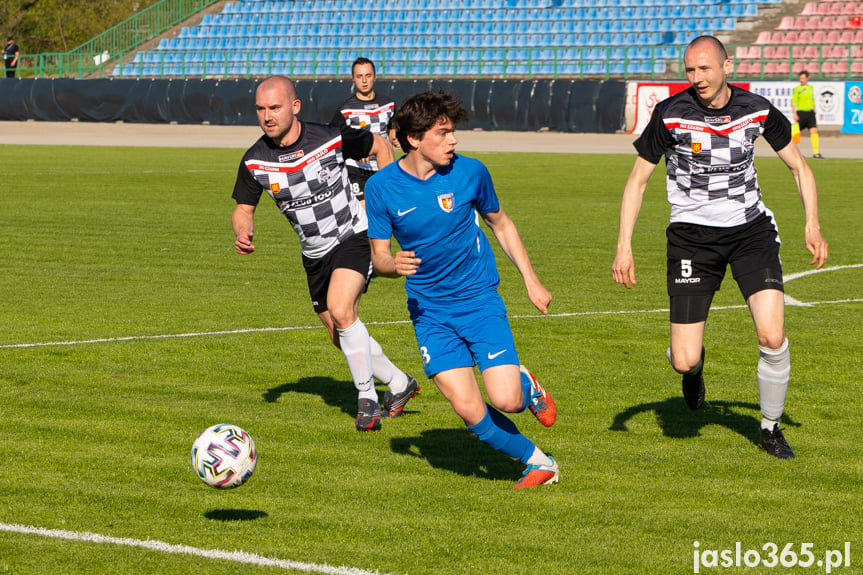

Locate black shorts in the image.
[666,213,784,324]
[797,110,817,131]
[346,166,375,202]
[302,232,373,314]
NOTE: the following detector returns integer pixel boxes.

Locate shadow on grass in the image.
[391,428,523,481]
[204,509,268,521]
[262,376,422,419]
[609,397,801,448]
[263,376,355,419]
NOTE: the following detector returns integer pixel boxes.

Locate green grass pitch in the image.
[0,143,860,574]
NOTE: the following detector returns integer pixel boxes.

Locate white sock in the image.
[369,336,408,394]
[337,319,377,401]
[758,338,790,422]
[761,417,779,431]
[526,446,553,467]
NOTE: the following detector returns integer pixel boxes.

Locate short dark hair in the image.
[393,91,469,152]
[799,70,810,78]
[686,35,728,61]
[352,57,375,75]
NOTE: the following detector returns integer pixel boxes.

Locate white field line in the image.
[1,265,861,351]
[0,523,388,575]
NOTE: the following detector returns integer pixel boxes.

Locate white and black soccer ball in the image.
[191,424,257,489]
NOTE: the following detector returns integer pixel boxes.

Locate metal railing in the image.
[8,45,862,82]
[16,0,220,78]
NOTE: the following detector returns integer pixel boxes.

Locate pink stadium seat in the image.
[804,45,822,58]
[830,2,845,13]
[773,45,791,59]
[825,30,842,41]
[852,45,863,57]
[735,46,750,59]
[754,30,772,44]
[833,16,850,27]
[805,16,822,28]
[830,44,849,57]
[763,45,778,58]
[839,30,855,42]
[770,31,786,43]
[792,45,807,58]
[778,16,795,29]
[736,62,751,74]
[796,30,813,42]
[820,16,836,27]
[852,62,863,74]
[764,62,782,75]
[793,61,817,74]
[844,2,861,15]
[747,46,762,58]
[804,2,823,14]
[784,31,799,43]
[810,30,827,42]
[856,29,863,41]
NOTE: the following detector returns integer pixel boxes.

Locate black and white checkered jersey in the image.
[233,122,373,259]
[635,85,792,228]
[332,93,394,172]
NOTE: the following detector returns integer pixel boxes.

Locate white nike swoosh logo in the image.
[487,350,507,360]
[397,207,417,217]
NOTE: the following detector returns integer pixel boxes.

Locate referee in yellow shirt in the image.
[791,70,823,158]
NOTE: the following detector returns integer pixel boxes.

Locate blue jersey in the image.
[366,154,501,305]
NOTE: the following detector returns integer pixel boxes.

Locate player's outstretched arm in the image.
[481,208,552,314]
[775,142,829,269]
[612,156,657,289]
[232,203,256,255]
[369,133,395,169]
[370,238,420,278]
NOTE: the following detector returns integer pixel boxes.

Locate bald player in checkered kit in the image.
[612,36,828,459]
[231,76,418,432]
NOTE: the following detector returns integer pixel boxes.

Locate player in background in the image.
[231,75,418,432]
[612,36,828,459]
[332,57,396,206]
[366,91,559,489]
[791,70,823,158]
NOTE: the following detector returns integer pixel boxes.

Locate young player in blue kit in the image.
[365,91,559,489]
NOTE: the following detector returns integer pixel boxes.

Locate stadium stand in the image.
[108,0,858,80]
[736,0,863,78]
[109,0,760,78]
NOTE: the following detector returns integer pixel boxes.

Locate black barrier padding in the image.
[0,78,35,120]
[596,80,627,133]
[305,79,352,123]
[547,80,573,132]
[567,80,602,132]
[28,78,71,121]
[526,79,554,130]
[0,78,626,133]
[470,80,494,127]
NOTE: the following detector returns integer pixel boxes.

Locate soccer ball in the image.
[191,423,257,489]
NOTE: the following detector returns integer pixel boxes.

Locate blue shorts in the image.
[408,293,520,378]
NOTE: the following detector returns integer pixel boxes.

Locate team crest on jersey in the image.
[279,150,304,162]
[437,193,454,213]
[317,167,334,184]
[691,142,702,154]
[270,182,281,194]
